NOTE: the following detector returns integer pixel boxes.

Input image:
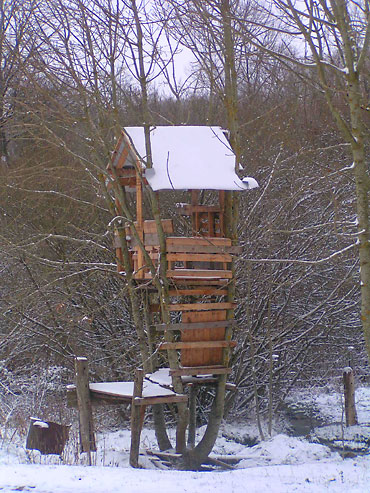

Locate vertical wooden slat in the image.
[181,311,227,367]
[191,190,200,235]
[219,190,225,237]
[208,211,214,236]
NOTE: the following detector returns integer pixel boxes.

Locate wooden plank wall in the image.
[181,310,227,367]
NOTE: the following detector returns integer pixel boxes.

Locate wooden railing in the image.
[114,221,241,282]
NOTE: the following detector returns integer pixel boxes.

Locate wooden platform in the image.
[67,367,234,408]
[67,377,187,407]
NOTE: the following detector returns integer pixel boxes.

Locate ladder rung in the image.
[170,366,232,376]
[159,341,237,350]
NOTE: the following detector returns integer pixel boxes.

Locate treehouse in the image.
[68,126,258,468]
[109,126,258,373]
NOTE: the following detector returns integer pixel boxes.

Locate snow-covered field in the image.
[1,387,369,493]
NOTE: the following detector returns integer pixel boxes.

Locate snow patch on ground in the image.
[237,434,337,467]
[1,427,369,492]
[1,386,370,492]
[286,386,370,424]
[0,453,369,493]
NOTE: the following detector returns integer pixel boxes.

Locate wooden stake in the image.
[130,369,144,468]
[74,357,96,463]
[343,367,358,426]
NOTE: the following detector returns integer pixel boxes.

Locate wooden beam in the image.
[167,253,232,263]
[154,320,234,331]
[118,177,137,187]
[150,302,235,312]
[114,145,129,170]
[191,190,199,206]
[177,205,221,215]
[140,272,231,282]
[116,168,136,177]
[169,302,235,311]
[166,245,242,254]
[208,211,214,237]
[170,367,232,376]
[170,279,229,286]
[159,341,237,350]
[133,394,188,406]
[168,288,228,296]
[167,269,233,279]
[166,236,231,247]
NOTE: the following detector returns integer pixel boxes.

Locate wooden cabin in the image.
[109,126,258,375]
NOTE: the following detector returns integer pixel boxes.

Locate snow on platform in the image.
[146,368,217,387]
[67,371,186,400]
[88,381,178,399]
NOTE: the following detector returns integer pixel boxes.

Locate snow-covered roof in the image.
[119,126,258,191]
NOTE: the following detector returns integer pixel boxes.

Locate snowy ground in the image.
[0,387,369,493]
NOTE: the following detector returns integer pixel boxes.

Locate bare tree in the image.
[248,0,370,361]
[0,0,37,165]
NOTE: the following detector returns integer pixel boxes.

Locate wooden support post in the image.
[343,367,358,426]
[187,384,197,449]
[74,357,96,464]
[130,369,144,468]
[219,190,225,237]
[191,190,200,235]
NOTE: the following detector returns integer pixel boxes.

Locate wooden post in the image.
[219,190,225,237]
[191,190,199,235]
[130,369,144,468]
[75,357,96,464]
[187,384,197,448]
[343,367,358,426]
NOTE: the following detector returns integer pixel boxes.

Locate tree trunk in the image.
[348,75,370,359]
[181,375,227,469]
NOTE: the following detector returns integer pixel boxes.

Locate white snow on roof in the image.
[124,126,258,191]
